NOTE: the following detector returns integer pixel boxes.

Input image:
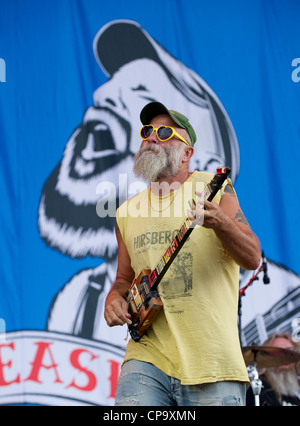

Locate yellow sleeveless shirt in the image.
[116,171,249,385]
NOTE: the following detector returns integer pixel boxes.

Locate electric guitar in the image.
[126,166,231,342]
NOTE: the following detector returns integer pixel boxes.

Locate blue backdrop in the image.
[0,0,299,406]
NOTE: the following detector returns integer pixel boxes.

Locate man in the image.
[104,101,261,406]
[246,333,300,406]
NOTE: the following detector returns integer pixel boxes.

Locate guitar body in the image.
[126,269,163,342]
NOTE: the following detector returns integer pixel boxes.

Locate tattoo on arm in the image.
[224,184,235,196]
[112,281,131,297]
[234,208,250,226]
[114,281,127,291]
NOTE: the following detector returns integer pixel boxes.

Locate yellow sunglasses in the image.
[140,125,190,147]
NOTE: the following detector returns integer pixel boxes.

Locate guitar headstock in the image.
[216,166,231,176]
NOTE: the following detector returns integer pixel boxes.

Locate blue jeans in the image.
[115,360,246,406]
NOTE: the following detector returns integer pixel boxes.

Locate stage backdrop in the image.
[0,0,299,406]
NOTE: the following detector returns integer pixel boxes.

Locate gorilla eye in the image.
[131,84,149,92]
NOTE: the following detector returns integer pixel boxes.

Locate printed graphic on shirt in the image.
[160,252,193,298]
[134,229,183,252]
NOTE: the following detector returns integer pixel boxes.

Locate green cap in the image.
[140,101,197,146]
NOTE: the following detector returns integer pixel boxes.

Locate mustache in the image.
[134,143,162,159]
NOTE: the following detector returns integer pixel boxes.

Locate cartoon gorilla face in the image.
[38,20,239,261]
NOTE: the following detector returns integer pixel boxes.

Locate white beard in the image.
[133,143,185,183]
[264,367,300,398]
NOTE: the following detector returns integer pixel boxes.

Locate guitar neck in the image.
[148,167,231,291]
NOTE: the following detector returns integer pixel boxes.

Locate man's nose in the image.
[142,130,159,145]
[141,138,157,148]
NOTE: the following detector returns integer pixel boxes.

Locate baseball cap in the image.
[140,102,197,146]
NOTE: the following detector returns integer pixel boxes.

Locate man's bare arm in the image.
[104,223,135,327]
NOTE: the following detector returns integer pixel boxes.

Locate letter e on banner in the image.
[0,342,21,386]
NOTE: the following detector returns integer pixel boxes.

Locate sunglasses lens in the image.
[141,125,153,139]
[157,127,173,141]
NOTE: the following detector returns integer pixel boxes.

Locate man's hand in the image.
[188,188,261,270]
[104,286,132,327]
[187,191,225,229]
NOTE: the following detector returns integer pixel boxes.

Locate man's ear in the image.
[182,146,194,163]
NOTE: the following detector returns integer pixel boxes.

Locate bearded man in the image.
[104,101,261,406]
[246,333,300,406]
